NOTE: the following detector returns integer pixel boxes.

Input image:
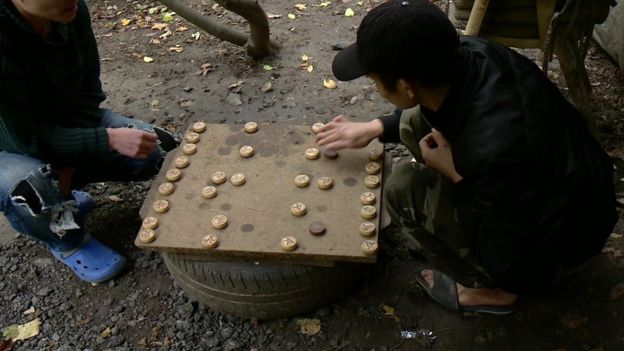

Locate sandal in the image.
[414,267,515,315]
[50,233,127,284]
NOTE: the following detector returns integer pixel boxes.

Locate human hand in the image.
[418,129,463,183]
[106,128,158,159]
[315,115,383,151]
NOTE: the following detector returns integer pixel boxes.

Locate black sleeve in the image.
[377,109,401,143]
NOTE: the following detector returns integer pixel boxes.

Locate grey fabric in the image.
[593,2,624,70]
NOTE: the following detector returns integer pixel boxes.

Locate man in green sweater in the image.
[0,0,178,283]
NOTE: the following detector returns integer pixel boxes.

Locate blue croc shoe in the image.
[50,234,127,284]
[71,190,94,217]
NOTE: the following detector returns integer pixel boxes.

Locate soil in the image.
[1,0,624,350]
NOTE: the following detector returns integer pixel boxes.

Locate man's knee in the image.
[8,164,60,217]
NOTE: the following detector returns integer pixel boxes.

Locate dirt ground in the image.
[1,0,624,350]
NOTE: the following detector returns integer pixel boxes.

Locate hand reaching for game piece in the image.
[315,115,383,151]
[107,127,158,159]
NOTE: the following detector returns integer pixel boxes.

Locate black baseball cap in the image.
[332,0,459,84]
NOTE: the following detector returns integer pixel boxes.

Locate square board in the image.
[136,123,384,263]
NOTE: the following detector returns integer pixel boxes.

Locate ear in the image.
[397,79,419,99]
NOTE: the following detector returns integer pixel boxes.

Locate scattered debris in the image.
[323,79,337,89]
[2,319,41,342]
[296,319,321,336]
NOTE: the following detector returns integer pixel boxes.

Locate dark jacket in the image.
[380,37,617,292]
[0,0,108,164]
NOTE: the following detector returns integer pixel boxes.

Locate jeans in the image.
[0,110,171,251]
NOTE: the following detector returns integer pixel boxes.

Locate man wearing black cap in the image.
[317,0,617,314]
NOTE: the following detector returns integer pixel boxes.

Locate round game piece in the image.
[211,171,226,185]
[192,121,207,133]
[158,182,175,196]
[153,199,170,214]
[309,221,326,236]
[290,202,307,217]
[361,205,377,219]
[182,143,197,155]
[365,162,381,175]
[139,228,156,243]
[185,132,200,143]
[311,122,325,134]
[305,147,320,160]
[359,222,377,237]
[360,192,376,205]
[368,148,383,161]
[280,236,298,251]
[142,216,159,230]
[239,145,255,158]
[201,186,217,199]
[244,121,258,133]
[294,174,311,188]
[201,234,219,249]
[361,239,379,256]
[174,156,190,169]
[323,149,339,159]
[317,176,334,190]
[211,215,228,229]
[230,173,246,186]
[364,175,381,189]
[166,168,182,182]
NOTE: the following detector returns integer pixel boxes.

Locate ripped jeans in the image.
[0,110,170,251]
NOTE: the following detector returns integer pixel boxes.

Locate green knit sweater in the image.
[0,0,109,164]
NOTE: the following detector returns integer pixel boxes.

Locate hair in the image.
[357,0,461,90]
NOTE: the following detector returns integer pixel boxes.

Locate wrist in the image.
[368,119,384,139]
[450,171,463,183]
[105,128,116,150]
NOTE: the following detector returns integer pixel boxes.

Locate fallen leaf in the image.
[263,64,274,71]
[345,8,355,17]
[261,81,273,93]
[610,283,624,301]
[151,99,160,107]
[148,6,160,15]
[267,13,282,19]
[560,311,588,329]
[143,56,154,63]
[151,23,168,30]
[228,80,245,90]
[319,1,331,7]
[2,319,41,342]
[212,3,220,10]
[168,46,184,53]
[162,12,175,22]
[323,79,337,89]
[22,307,35,315]
[301,54,309,61]
[381,304,395,316]
[149,38,161,45]
[176,26,189,32]
[296,319,321,336]
[100,326,112,338]
[288,13,297,19]
[159,30,173,40]
[197,63,213,76]
[120,18,131,26]
[357,0,363,5]
[192,32,201,40]
[307,65,314,72]
[295,3,307,11]
[108,195,123,202]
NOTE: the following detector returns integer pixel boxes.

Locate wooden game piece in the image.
[361,239,378,255]
[309,221,326,236]
[239,145,255,158]
[305,147,320,160]
[201,234,219,249]
[290,202,307,217]
[211,171,226,185]
[230,173,246,186]
[360,205,377,219]
[323,149,338,159]
[317,177,334,190]
[192,121,207,133]
[359,222,376,237]
[182,143,197,155]
[360,192,376,205]
[211,215,229,229]
[142,217,159,230]
[294,174,311,188]
[153,199,170,213]
[244,122,258,133]
[281,236,298,251]
[139,228,157,243]
[201,186,218,199]
[368,148,383,161]
[365,162,381,175]
[166,168,182,182]
[311,122,325,134]
[364,175,381,189]
[185,132,200,143]
[174,156,190,169]
[158,182,175,196]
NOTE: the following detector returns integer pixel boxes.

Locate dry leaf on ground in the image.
[297,319,321,336]
[120,18,131,26]
[2,319,41,342]
[143,56,154,63]
[323,79,337,89]
[345,8,355,17]
[295,3,307,11]
[169,46,184,53]
[151,23,168,30]
[288,13,297,19]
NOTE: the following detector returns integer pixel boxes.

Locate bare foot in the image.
[420,270,517,307]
